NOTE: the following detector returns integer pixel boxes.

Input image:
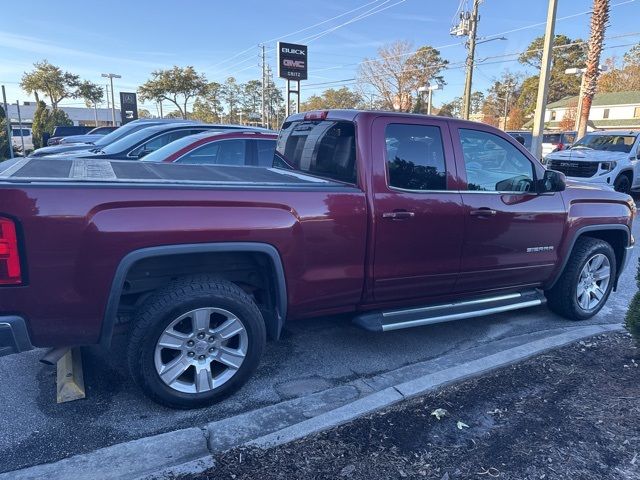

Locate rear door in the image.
[371,116,465,303]
[453,126,566,294]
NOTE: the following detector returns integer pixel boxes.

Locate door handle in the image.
[382,210,415,220]
[470,208,497,217]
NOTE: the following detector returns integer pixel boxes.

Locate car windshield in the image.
[571,134,636,153]
[543,133,562,144]
[140,134,215,162]
[93,122,157,147]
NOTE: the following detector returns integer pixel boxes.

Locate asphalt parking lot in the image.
[0,220,638,475]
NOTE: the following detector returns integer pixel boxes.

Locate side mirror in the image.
[539,169,566,193]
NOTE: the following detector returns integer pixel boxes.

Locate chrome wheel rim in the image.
[154,307,248,394]
[576,254,611,311]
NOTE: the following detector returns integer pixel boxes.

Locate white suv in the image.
[545,130,640,195]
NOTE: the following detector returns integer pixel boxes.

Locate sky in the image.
[1,0,639,115]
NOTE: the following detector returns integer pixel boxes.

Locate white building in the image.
[544,91,640,130]
[4,102,121,127]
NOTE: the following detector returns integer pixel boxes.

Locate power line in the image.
[207,0,388,70]
[308,0,637,76]
[298,0,406,44]
[213,0,407,78]
[300,35,640,92]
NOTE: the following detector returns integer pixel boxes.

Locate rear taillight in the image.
[0,217,22,285]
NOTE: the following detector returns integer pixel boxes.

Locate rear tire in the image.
[127,275,266,409]
[545,237,616,320]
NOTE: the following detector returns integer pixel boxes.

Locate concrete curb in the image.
[0,428,210,480]
[1,323,622,480]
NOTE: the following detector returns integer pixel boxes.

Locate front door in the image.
[371,117,465,303]
[452,126,566,294]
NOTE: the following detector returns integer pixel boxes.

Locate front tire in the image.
[614,174,632,195]
[127,276,266,409]
[545,237,616,320]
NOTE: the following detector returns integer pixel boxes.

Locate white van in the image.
[11,127,34,154]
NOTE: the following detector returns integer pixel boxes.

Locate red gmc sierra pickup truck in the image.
[0,110,634,408]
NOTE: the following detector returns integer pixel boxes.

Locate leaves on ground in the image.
[430,408,447,420]
[456,421,469,430]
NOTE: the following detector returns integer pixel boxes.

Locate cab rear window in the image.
[274,120,357,185]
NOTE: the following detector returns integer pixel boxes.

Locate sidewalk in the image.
[184,331,639,480]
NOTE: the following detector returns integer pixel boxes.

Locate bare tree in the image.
[358,41,447,112]
[577,0,609,138]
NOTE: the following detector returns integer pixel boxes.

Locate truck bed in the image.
[0,158,345,189]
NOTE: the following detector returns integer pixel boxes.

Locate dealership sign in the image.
[277,42,308,81]
[119,92,138,124]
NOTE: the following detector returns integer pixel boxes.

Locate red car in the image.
[140,130,278,166]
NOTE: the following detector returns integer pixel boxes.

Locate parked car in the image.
[58,126,119,145]
[542,131,577,158]
[42,123,261,161]
[47,125,96,145]
[31,119,198,157]
[11,127,34,154]
[545,130,640,194]
[0,110,634,408]
[141,130,277,166]
[506,131,532,151]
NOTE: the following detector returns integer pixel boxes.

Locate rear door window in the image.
[385,124,447,191]
[256,139,276,167]
[275,120,357,184]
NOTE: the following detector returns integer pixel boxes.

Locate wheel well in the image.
[617,170,633,183]
[116,251,283,339]
[579,229,627,284]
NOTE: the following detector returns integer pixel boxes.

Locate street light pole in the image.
[565,66,606,133]
[101,73,121,126]
[419,84,442,115]
[530,0,558,160]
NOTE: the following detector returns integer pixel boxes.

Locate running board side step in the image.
[353,290,546,332]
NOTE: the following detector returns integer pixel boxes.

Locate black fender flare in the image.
[99,242,288,347]
[547,224,631,290]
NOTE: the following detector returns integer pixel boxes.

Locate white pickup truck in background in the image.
[545,130,640,195]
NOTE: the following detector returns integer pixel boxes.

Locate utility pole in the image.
[530,0,558,160]
[461,0,480,120]
[261,45,266,128]
[101,73,121,126]
[16,101,25,155]
[2,86,14,159]
[502,82,515,130]
[105,84,110,111]
[266,64,273,129]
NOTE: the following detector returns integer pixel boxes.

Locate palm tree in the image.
[577,0,610,138]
